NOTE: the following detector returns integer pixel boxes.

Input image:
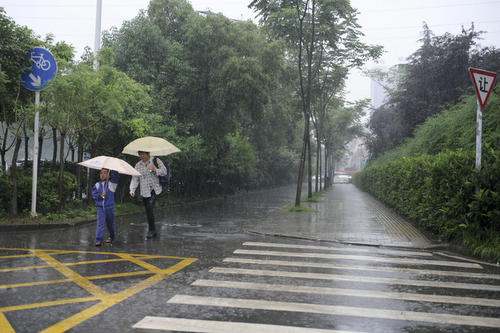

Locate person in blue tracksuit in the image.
[92,168,119,246]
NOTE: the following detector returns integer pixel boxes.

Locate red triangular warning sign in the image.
[469,67,497,110]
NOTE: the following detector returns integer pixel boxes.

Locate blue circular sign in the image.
[21,47,58,92]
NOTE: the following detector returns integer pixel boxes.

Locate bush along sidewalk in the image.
[353,149,500,262]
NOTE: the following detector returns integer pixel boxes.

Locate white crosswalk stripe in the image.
[192,279,500,307]
[133,241,500,332]
[133,317,364,333]
[223,257,500,280]
[209,267,500,291]
[168,295,500,328]
[242,241,434,257]
[233,249,483,269]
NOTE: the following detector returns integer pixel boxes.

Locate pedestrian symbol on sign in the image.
[479,77,489,93]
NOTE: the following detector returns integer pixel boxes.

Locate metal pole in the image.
[31,91,40,217]
[93,0,102,71]
[475,101,482,171]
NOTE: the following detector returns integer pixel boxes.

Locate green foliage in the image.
[104,3,302,193]
[286,205,314,213]
[374,91,500,164]
[368,25,500,157]
[38,170,78,213]
[0,168,77,214]
[354,149,500,261]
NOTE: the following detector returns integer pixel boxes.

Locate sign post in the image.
[468,67,497,171]
[21,47,58,217]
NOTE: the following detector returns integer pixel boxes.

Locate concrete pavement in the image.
[0,183,499,332]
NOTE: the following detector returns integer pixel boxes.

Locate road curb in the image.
[0,218,95,232]
[245,230,445,251]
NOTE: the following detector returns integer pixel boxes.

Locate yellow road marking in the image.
[0,271,154,289]
[0,312,15,333]
[87,270,153,280]
[0,254,35,260]
[0,297,99,313]
[41,258,197,333]
[0,264,50,273]
[0,279,70,289]
[0,255,169,273]
[0,247,197,333]
[35,251,108,299]
[115,253,164,273]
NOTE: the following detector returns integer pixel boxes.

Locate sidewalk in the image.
[244,184,433,248]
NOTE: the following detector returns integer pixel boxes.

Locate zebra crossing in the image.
[133,241,500,332]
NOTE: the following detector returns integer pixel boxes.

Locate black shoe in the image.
[146,231,157,239]
[95,242,102,247]
[105,237,113,244]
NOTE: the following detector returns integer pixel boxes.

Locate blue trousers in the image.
[96,205,116,242]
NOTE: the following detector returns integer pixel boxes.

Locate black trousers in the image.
[142,191,156,232]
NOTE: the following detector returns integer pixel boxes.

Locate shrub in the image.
[0,168,78,215]
[354,149,500,260]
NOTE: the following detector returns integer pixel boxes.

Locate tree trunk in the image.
[77,143,83,201]
[9,136,22,216]
[316,136,320,192]
[305,0,316,200]
[1,124,10,172]
[295,123,308,207]
[38,132,43,171]
[23,125,29,167]
[324,147,329,189]
[307,125,312,198]
[51,127,57,165]
[58,132,66,210]
[329,154,335,187]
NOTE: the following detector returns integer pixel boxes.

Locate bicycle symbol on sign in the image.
[31,52,51,71]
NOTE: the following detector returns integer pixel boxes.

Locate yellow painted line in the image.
[65,258,128,266]
[0,297,99,313]
[0,247,188,260]
[35,251,108,299]
[44,249,187,260]
[41,258,197,333]
[0,264,50,273]
[0,256,172,274]
[0,312,15,333]
[86,270,153,280]
[0,271,159,289]
[115,253,164,274]
[0,254,35,259]
[0,279,70,289]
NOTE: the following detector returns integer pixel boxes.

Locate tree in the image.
[0,9,37,215]
[104,2,303,195]
[367,24,500,158]
[249,0,381,205]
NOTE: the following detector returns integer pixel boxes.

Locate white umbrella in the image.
[78,156,140,176]
[122,136,180,157]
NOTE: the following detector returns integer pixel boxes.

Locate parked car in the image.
[334,174,351,184]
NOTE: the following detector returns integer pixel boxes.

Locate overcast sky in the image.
[2,0,499,101]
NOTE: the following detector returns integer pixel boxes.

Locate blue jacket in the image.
[92,171,119,208]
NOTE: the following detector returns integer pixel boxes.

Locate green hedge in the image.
[0,168,78,215]
[353,149,500,261]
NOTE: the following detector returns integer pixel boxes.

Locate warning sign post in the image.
[468,67,497,171]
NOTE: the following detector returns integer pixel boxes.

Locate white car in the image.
[334,174,351,184]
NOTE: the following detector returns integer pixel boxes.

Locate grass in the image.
[285,205,314,213]
[0,201,144,225]
[305,192,324,203]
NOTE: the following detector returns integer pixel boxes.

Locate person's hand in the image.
[147,163,156,172]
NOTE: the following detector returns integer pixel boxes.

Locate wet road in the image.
[0,184,499,332]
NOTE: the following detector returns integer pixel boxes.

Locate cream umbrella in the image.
[122,136,180,157]
[78,156,140,176]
